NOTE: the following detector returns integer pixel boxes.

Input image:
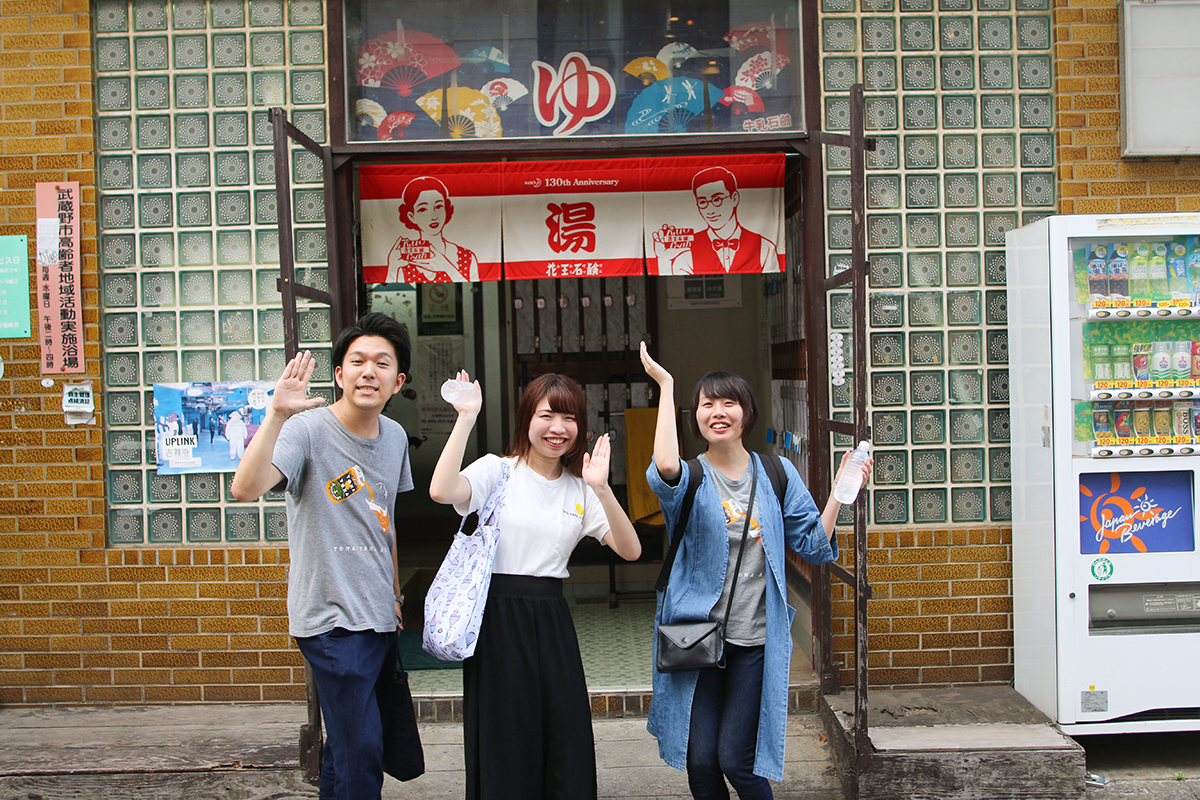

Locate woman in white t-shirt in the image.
[429,371,642,800]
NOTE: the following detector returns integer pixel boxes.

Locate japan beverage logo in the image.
[1078,470,1195,555]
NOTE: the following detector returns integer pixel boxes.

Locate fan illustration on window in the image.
[358,24,461,98]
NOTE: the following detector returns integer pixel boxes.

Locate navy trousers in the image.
[686,643,773,800]
[296,627,398,800]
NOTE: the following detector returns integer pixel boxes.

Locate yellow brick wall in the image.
[0,2,302,705]
[832,528,1013,688]
[1055,0,1200,212]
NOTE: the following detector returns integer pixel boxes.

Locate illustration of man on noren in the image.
[652,166,779,276]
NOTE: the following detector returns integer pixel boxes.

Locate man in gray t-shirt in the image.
[232,312,415,800]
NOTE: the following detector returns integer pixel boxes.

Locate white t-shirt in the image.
[455,454,609,578]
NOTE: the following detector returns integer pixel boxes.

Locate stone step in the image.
[822,686,1087,800]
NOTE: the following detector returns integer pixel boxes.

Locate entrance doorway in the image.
[363,268,815,690]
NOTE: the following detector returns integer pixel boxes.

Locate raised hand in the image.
[640,341,673,387]
[447,369,482,416]
[272,351,326,418]
[832,448,874,499]
[581,433,612,489]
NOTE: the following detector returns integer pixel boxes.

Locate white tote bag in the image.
[421,462,510,661]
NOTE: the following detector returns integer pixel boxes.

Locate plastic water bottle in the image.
[834,441,871,504]
[440,379,476,405]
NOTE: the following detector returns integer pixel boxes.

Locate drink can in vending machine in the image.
[1115,401,1134,438]
[1132,401,1152,437]
[1132,342,1153,381]
[1093,401,1114,439]
[1153,400,1173,437]
[1173,401,1193,438]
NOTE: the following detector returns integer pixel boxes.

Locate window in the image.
[345,0,803,142]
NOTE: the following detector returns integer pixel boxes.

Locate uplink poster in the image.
[1079,470,1195,554]
[152,381,274,474]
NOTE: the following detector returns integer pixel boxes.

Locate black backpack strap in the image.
[654,458,703,593]
[758,452,789,510]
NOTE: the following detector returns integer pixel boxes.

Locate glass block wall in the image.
[94,0,331,545]
[821,0,1054,525]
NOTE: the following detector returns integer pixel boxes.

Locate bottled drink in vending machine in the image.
[1174,342,1192,381]
[1168,239,1189,299]
[1112,343,1133,381]
[1151,342,1173,382]
[1092,344,1113,382]
[1108,243,1130,299]
[1148,243,1170,301]
[1086,244,1109,300]
[1189,236,1200,305]
[1129,243,1150,301]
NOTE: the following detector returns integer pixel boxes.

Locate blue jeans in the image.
[295,628,398,800]
[686,643,772,800]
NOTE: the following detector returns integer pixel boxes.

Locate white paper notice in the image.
[35,218,58,266]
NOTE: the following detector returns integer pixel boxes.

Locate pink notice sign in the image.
[643,154,785,276]
[501,159,644,279]
[359,163,503,284]
[35,182,84,374]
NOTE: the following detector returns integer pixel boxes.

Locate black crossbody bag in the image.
[655,461,758,672]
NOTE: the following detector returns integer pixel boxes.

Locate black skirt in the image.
[463,574,597,800]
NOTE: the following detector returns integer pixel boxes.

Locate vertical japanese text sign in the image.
[35,182,84,374]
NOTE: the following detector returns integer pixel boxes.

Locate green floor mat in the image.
[398,628,463,671]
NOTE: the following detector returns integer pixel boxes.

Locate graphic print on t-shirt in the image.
[325,465,390,534]
[721,499,762,544]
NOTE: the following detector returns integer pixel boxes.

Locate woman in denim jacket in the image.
[640,343,870,799]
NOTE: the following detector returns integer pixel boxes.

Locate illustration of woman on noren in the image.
[385,176,480,283]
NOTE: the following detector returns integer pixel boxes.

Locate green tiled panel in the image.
[95,1,332,544]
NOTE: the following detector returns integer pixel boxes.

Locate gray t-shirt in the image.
[701,454,767,646]
[273,407,413,638]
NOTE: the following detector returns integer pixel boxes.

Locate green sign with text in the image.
[0,235,30,339]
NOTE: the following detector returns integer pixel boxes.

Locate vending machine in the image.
[1008,213,1200,734]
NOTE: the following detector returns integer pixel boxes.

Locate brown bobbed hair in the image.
[689,371,758,441]
[507,373,589,476]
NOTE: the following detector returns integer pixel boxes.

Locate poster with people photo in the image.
[152,381,274,475]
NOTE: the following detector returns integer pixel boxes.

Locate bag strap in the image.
[759,452,789,510]
[718,463,758,637]
[654,458,703,592]
[457,460,511,535]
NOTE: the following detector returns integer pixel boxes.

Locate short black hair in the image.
[332,312,411,375]
[688,371,758,440]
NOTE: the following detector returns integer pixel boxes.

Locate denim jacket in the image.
[645,454,838,782]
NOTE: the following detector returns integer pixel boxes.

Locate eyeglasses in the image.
[695,193,729,209]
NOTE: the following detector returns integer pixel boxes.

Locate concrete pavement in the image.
[1,702,1196,799]
[0,703,844,799]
